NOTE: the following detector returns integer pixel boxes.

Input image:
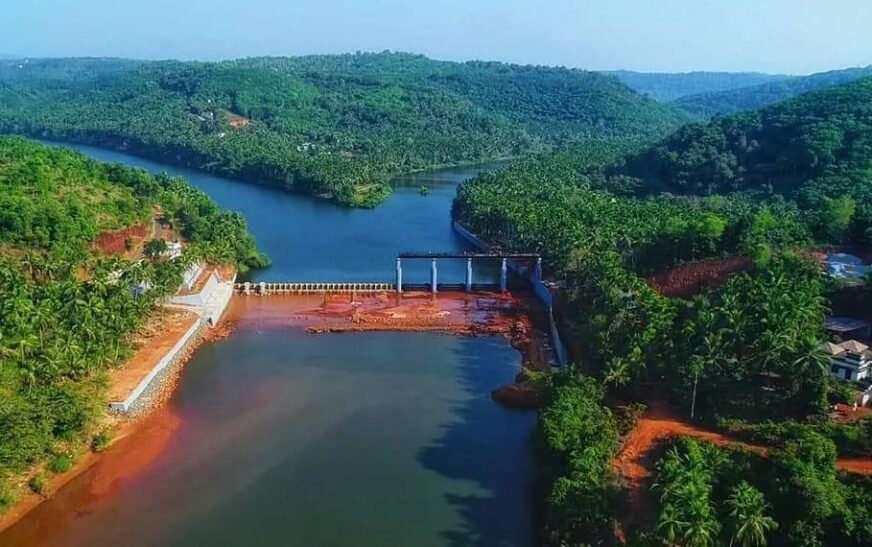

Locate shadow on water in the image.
[419,337,537,547]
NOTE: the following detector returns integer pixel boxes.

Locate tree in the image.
[816,197,855,242]
[143,238,168,259]
[726,481,778,547]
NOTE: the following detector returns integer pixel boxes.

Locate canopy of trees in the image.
[0,137,265,510]
[610,77,872,244]
[648,436,872,547]
[0,53,690,207]
[454,78,872,542]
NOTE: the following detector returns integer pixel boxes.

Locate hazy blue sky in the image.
[3,0,871,74]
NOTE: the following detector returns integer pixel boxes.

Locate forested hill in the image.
[607,77,872,242]
[0,53,690,207]
[605,70,788,101]
[0,136,265,512]
[453,82,872,547]
[674,65,872,117]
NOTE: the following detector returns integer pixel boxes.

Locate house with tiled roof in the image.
[823,340,872,381]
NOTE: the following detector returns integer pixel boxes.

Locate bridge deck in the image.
[398,252,540,259]
[234,281,511,294]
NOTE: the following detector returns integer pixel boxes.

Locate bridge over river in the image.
[236,252,543,295]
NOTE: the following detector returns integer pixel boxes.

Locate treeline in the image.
[0,53,690,206]
[0,137,265,510]
[536,373,620,544]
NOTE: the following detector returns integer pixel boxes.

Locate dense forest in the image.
[606,70,788,101]
[454,78,872,544]
[0,53,690,206]
[610,77,872,244]
[0,137,265,511]
[675,66,872,117]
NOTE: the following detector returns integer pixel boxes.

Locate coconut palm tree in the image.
[656,502,687,545]
[726,481,778,547]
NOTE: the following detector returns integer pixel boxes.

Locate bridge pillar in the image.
[535,257,543,281]
[431,258,438,294]
[396,258,403,294]
[500,258,508,292]
[466,257,473,292]
[259,281,267,295]
[243,281,251,295]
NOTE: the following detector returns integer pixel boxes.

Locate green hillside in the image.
[621,76,872,194]
[606,70,788,101]
[0,53,691,207]
[0,136,264,510]
[675,65,872,116]
[454,78,872,547]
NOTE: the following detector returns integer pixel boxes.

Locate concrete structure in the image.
[466,258,473,292]
[826,317,872,339]
[108,318,202,413]
[181,262,204,291]
[500,258,508,292]
[430,259,438,294]
[396,258,403,294]
[171,269,220,307]
[451,221,568,366]
[161,240,183,260]
[396,251,539,294]
[237,282,394,294]
[109,266,236,413]
[824,340,872,381]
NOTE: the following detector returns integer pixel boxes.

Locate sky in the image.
[3,0,871,74]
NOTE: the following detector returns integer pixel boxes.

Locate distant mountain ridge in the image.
[674,65,872,116]
[605,70,789,101]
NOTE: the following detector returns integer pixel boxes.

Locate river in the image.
[0,144,536,547]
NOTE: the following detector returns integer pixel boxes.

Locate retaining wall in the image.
[109,318,203,413]
[171,271,220,306]
[110,274,237,414]
[453,221,569,366]
[205,274,236,325]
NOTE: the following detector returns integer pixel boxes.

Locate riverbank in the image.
[32,135,513,209]
[0,267,236,534]
[0,319,223,534]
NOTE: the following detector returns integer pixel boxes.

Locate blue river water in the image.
[44,143,502,283]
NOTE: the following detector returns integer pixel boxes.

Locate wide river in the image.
[0,145,536,546]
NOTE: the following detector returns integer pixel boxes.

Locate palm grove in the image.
[0,137,266,510]
[454,78,872,545]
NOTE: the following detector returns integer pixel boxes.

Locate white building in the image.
[823,340,872,381]
[161,240,183,260]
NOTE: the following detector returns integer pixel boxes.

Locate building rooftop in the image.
[823,342,846,356]
[841,340,870,354]
[825,316,871,334]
